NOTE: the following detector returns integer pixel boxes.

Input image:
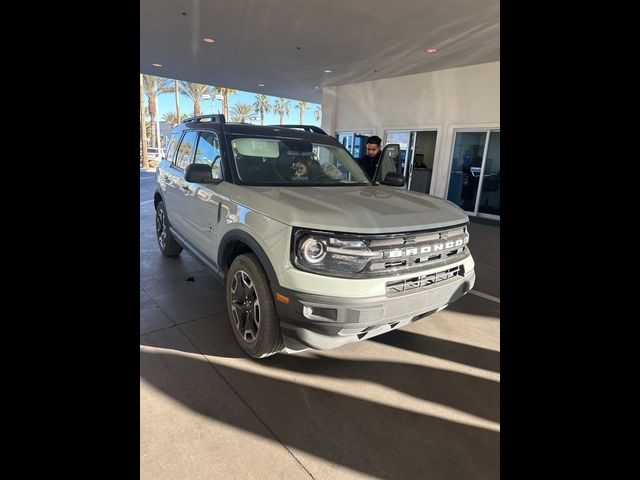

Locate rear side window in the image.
[164,133,181,164]
[174,131,197,169]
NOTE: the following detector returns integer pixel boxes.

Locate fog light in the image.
[302,305,337,321]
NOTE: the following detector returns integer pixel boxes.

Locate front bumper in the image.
[275,268,475,351]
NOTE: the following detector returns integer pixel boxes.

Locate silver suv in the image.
[154,115,475,358]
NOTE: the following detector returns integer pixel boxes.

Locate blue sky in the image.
[151,83,322,126]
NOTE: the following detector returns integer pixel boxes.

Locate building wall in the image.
[322,61,499,198]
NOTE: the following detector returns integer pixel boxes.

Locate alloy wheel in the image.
[230,270,261,343]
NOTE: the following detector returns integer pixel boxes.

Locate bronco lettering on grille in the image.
[385,237,468,259]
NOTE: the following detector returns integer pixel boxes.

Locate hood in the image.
[228,185,468,234]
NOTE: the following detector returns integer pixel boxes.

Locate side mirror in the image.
[185,163,219,184]
[381,171,405,187]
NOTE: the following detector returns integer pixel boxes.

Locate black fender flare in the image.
[218,230,280,287]
[153,189,165,209]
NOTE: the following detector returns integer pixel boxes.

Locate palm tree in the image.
[274,98,291,125]
[230,102,255,123]
[214,87,238,119]
[180,81,211,116]
[314,107,321,122]
[174,80,181,120]
[140,74,149,169]
[162,111,189,128]
[141,105,156,140]
[143,75,171,147]
[296,101,310,124]
[142,75,171,148]
[253,94,272,126]
[144,110,154,139]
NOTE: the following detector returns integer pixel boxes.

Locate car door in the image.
[181,130,228,262]
[162,130,198,234]
[372,143,404,187]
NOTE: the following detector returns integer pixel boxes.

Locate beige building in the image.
[321,61,500,220]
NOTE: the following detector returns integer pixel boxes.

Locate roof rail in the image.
[270,124,328,135]
[184,114,226,124]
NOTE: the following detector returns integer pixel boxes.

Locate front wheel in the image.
[226,253,284,358]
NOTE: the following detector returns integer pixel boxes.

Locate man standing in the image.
[358,135,382,180]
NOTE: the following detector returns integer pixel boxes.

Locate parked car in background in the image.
[141,147,165,162]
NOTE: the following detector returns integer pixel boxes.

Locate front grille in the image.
[386,265,464,295]
[362,224,470,276]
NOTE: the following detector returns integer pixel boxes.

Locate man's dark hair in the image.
[366,135,382,146]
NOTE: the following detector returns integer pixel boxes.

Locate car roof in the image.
[172,116,339,145]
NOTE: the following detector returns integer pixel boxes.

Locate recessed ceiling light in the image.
[152,63,162,67]
[323,69,332,73]
[258,83,265,87]
[203,37,215,43]
[425,48,438,54]
[314,86,319,90]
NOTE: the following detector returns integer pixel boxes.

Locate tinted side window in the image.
[174,131,197,169]
[165,133,182,164]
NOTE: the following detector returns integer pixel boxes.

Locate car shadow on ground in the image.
[140,349,500,480]
[260,352,500,423]
[368,329,500,373]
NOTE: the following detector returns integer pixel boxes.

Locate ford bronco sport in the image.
[154,115,475,358]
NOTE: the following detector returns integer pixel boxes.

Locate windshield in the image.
[230,137,371,186]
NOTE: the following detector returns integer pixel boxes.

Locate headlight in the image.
[293,230,382,276]
[299,237,327,263]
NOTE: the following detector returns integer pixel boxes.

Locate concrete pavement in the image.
[140,170,500,480]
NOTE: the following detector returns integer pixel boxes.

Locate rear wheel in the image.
[226,253,284,358]
[155,201,183,257]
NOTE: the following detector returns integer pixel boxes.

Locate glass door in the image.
[446,129,500,219]
[337,132,354,154]
[337,131,373,158]
[353,134,369,159]
[446,132,487,212]
[477,131,500,217]
[408,131,437,194]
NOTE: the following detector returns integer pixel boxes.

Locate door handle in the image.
[181,185,190,191]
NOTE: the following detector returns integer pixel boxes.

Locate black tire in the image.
[155,201,183,257]
[226,253,284,358]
